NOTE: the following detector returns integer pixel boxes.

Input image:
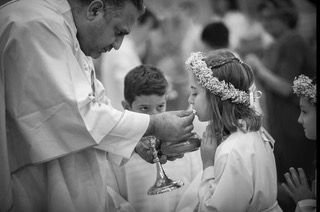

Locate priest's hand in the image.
[146,110,195,143]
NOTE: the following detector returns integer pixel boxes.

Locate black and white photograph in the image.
[0,0,316,211]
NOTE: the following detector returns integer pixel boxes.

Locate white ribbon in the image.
[249,90,262,108]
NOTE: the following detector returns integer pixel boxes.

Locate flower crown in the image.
[292,74,316,104]
[186,52,253,106]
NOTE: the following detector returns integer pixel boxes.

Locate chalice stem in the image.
[147,136,184,195]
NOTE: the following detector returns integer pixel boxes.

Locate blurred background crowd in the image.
[94,0,316,112]
[92,0,316,211]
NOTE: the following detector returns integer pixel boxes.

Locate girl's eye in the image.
[115,29,128,37]
[115,30,122,36]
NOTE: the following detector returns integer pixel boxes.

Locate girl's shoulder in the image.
[225,129,259,143]
[217,130,261,155]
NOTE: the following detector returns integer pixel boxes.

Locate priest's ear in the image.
[121,100,132,111]
[87,0,105,20]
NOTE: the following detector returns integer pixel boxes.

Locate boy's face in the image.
[127,94,167,115]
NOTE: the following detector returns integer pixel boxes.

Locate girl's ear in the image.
[87,0,105,20]
[121,100,131,110]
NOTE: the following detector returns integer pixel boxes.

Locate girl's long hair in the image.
[203,49,262,144]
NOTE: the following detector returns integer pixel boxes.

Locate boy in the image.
[110,64,202,212]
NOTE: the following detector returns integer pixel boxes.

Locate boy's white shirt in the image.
[108,145,202,212]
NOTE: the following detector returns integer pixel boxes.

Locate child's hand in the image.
[281,167,315,203]
[200,125,217,170]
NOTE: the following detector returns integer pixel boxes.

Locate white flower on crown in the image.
[292,74,316,104]
[185,52,251,106]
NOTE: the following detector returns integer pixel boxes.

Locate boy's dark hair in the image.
[124,65,168,105]
[201,22,229,49]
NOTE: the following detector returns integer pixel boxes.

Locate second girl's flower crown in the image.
[186,52,253,106]
[292,74,317,104]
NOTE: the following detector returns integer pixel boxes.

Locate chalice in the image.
[144,135,184,195]
[144,133,202,195]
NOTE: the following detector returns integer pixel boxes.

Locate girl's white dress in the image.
[177,128,283,212]
[198,129,282,212]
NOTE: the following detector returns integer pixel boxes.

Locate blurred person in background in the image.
[245,0,316,211]
[200,21,230,51]
[235,0,274,57]
[179,0,205,61]
[207,0,273,59]
[293,0,316,54]
[207,0,248,50]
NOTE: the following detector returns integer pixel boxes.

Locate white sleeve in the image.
[198,152,252,211]
[3,18,148,166]
[176,171,202,212]
[295,199,316,212]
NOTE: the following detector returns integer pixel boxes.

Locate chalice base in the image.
[147,178,184,195]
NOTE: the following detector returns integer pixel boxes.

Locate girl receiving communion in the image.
[186,50,282,212]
